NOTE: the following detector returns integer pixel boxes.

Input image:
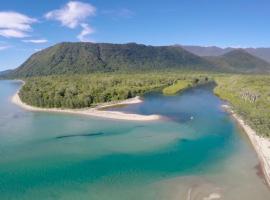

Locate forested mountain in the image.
[9,42,215,78]
[182,45,270,63]
[206,49,270,73]
[2,42,270,78]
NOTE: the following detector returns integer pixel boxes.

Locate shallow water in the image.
[0,80,269,200]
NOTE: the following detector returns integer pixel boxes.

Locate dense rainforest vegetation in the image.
[19,72,211,109]
[214,75,270,137]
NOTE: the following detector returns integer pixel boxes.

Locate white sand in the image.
[11,91,161,121]
[222,105,270,186]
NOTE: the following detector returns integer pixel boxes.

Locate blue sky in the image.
[0,0,270,70]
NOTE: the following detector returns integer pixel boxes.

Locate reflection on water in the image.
[0,81,269,200]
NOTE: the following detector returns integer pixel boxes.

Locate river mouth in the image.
[106,82,218,123]
[0,80,269,200]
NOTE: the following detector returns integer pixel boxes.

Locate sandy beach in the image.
[222,105,270,186]
[12,91,161,121]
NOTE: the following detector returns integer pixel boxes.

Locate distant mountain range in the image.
[2,42,270,78]
[0,69,13,79]
[205,49,270,73]
[182,45,270,63]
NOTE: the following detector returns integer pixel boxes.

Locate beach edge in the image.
[222,104,270,187]
[11,84,161,121]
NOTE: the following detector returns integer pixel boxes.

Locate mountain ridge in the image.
[182,45,270,63]
[205,49,270,73]
[8,42,216,77]
[3,42,270,78]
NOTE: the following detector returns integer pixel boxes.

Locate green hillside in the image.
[206,49,270,73]
[9,42,215,78]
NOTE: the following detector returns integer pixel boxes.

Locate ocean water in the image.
[0,80,269,200]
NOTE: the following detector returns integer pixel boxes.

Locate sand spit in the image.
[12,91,161,121]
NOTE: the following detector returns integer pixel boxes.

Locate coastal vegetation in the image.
[214,75,270,137]
[19,72,211,109]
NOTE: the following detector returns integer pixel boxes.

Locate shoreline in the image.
[11,90,161,121]
[222,104,270,186]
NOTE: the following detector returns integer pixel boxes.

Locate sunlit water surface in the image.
[0,80,269,200]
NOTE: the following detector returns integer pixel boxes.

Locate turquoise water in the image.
[0,80,269,200]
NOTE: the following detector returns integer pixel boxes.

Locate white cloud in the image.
[45,1,96,41]
[0,12,37,38]
[45,1,96,28]
[77,23,94,42]
[0,29,28,38]
[0,45,10,50]
[23,39,48,44]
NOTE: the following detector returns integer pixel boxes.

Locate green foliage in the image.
[214,75,270,137]
[19,72,213,109]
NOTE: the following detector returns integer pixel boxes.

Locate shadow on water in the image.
[55,132,105,139]
[54,125,146,140]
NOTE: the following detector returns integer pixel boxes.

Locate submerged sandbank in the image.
[11,91,161,121]
[222,105,270,186]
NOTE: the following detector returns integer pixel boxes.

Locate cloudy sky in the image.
[0,0,270,70]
